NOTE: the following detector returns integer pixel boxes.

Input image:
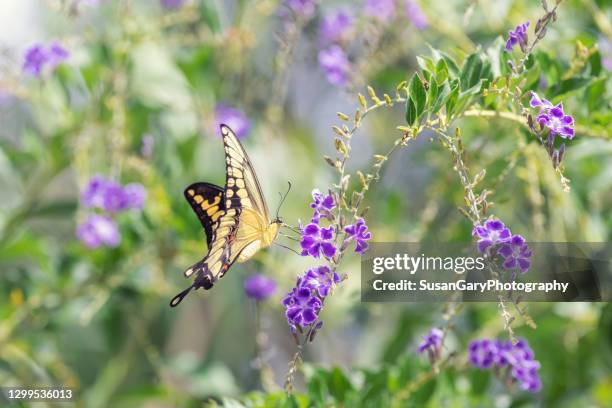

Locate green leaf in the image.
[327,367,353,403]
[431,81,451,114]
[405,97,417,126]
[445,81,460,116]
[552,76,593,102]
[409,73,427,121]
[435,58,449,84]
[586,78,607,113]
[427,78,439,113]
[460,52,484,91]
[416,56,435,73]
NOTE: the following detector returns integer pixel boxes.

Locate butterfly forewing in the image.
[184,182,225,248]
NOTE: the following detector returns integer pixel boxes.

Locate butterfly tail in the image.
[170,263,215,307]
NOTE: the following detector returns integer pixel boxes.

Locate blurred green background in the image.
[0,0,611,407]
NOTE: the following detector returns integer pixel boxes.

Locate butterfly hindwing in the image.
[184,182,225,248]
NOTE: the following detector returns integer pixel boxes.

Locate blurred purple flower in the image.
[214,104,251,139]
[472,219,512,253]
[47,43,69,70]
[82,176,146,212]
[282,282,322,327]
[469,338,542,393]
[160,0,185,10]
[301,265,340,297]
[404,0,428,30]
[499,235,532,273]
[244,274,277,300]
[505,22,529,52]
[319,9,354,45]
[284,0,316,19]
[300,223,337,258]
[538,74,548,90]
[318,45,351,86]
[23,44,48,76]
[363,0,396,23]
[310,188,335,223]
[123,183,147,210]
[600,37,612,71]
[23,43,68,77]
[76,214,121,248]
[344,218,372,254]
[417,327,443,356]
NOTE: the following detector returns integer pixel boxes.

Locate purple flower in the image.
[499,235,532,273]
[141,134,154,158]
[160,0,185,9]
[123,183,147,210]
[505,22,530,52]
[23,43,68,77]
[600,37,612,71]
[214,104,251,139]
[76,214,121,248]
[301,265,340,297]
[472,219,512,254]
[23,45,48,76]
[47,43,69,70]
[283,0,316,19]
[244,274,277,300]
[536,103,575,140]
[318,45,351,87]
[529,91,553,111]
[344,218,372,255]
[282,282,322,327]
[417,327,443,357]
[364,0,396,23]
[468,339,498,369]
[310,189,335,223]
[404,0,428,30]
[300,223,337,258]
[319,9,354,45]
[469,338,542,393]
[82,176,146,212]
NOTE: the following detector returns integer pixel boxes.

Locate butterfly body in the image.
[170,125,280,307]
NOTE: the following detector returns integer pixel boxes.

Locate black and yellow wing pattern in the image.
[170,125,280,307]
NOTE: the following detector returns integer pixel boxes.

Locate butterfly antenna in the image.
[274,241,301,256]
[281,222,302,234]
[275,181,292,221]
[279,232,300,242]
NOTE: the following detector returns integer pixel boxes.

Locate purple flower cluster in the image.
[363,0,396,23]
[77,176,146,249]
[283,0,316,19]
[318,45,352,87]
[417,327,443,363]
[23,43,69,77]
[319,9,354,46]
[505,22,530,52]
[282,265,339,332]
[214,104,251,139]
[404,0,428,30]
[310,189,335,223]
[244,274,277,301]
[472,218,531,274]
[469,338,542,393]
[529,92,575,140]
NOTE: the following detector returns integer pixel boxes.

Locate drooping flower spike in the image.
[505,22,530,52]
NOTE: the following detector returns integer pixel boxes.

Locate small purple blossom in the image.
[344,218,372,255]
[499,235,532,273]
[23,45,48,76]
[214,104,251,139]
[300,223,337,258]
[160,0,185,10]
[282,282,322,327]
[472,219,511,254]
[469,338,542,393]
[123,183,147,210]
[244,274,277,301]
[417,327,443,361]
[404,0,428,30]
[318,45,351,87]
[310,189,335,223]
[23,43,68,77]
[536,102,575,140]
[363,0,396,23]
[82,176,146,212]
[505,22,530,52]
[76,214,121,249]
[319,9,354,45]
[141,134,154,158]
[301,265,340,297]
